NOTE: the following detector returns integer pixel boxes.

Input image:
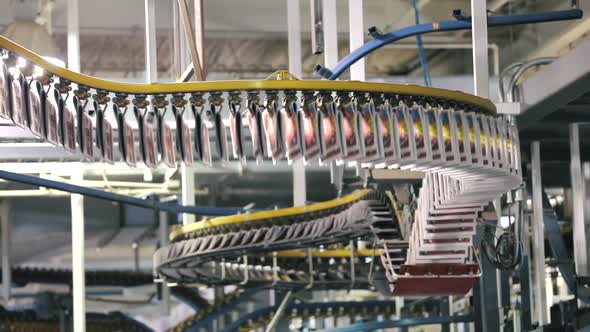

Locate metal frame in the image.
[531,141,549,326]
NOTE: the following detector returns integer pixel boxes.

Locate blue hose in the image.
[413,0,431,87]
[0,169,244,216]
[317,9,583,80]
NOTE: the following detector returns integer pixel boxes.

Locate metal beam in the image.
[71,165,85,332]
[348,0,365,81]
[1,199,11,301]
[194,0,205,78]
[181,164,196,225]
[471,0,489,98]
[531,141,549,326]
[67,0,80,72]
[519,37,590,129]
[570,123,589,278]
[287,0,306,206]
[177,0,205,81]
[159,210,170,315]
[144,0,157,83]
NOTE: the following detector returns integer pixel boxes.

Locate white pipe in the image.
[531,142,549,325]
[67,0,80,72]
[287,0,306,206]
[144,0,157,83]
[159,210,170,315]
[181,164,196,224]
[71,165,85,332]
[348,0,365,81]
[1,199,12,301]
[471,0,490,98]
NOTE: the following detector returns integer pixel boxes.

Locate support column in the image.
[159,210,170,315]
[570,123,589,278]
[181,164,196,225]
[71,166,85,332]
[1,199,11,301]
[323,0,344,195]
[67,0,80,72]
[194,0,205,78]
[470,2,501,331]
[348,0,365,81]
[67,0,83,328]
[470,0,489,98]
[287,0,306,206]
[531,141,549,326]
[144,0,157,83]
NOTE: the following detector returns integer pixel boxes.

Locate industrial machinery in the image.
[0,35,521,301]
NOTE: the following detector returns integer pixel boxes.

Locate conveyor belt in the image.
[0,309,153,332]
[0,35,522,296]
[7,267,153,287]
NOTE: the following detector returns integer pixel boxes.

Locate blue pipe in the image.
[323,315,474,332]
[0,170,244,216]
[319,9,583,80]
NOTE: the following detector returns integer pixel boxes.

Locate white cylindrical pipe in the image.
[348,0,365,81]
[71,166,85,332]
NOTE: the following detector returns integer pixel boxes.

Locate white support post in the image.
[287,0,302,79]
[71,166,85,332]
[67,1,83,329]
[145,0,157,83]
[348,0,365,81]
[1,199,11,301]
[67,0,80,72]
[159,210,170,315]
[323,0,338,69]
[323,0,344,194]
[531,141,549,326]
[471,0,490,98]
[181,164,196,225]
[287,0,306,206]
[570,123,589,278]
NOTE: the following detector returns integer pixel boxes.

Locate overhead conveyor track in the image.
[0,35,521,296]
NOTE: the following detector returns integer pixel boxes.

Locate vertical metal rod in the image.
[323,0,343,193]
[71,166,85,332]
[348,0,365,81]
[264,290,293,332]
[68,2,82,327]
[470,0,489,98]
[531,141,549,325]
[144,0,157,83]
[287,0,303,78]
[67,0,80,72]
[159,210,170,315]
[177,0,205,81]
[310,0,324,54]
[287,0,306,206]
[172,0,183,80]
[194,0,205,78]
[1,199,11,301]
[181,164,196,225]
[570,123,589,277]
